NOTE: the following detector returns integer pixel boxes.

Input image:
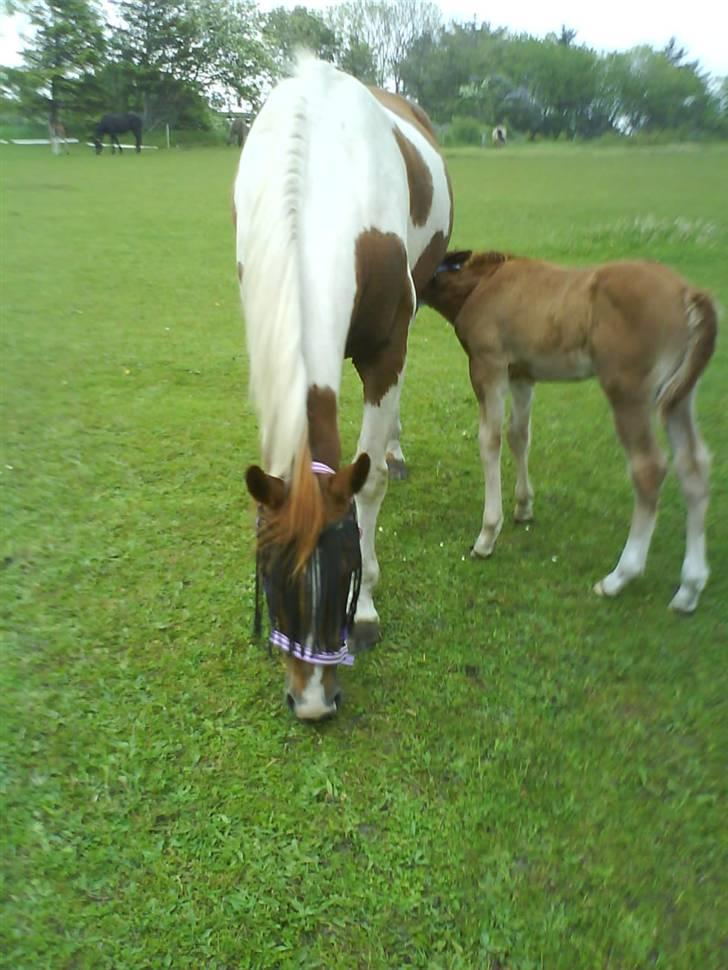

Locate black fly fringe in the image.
[252,505,362,656]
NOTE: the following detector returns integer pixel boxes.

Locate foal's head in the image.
[246,454,370,721]
[421,249,512,322]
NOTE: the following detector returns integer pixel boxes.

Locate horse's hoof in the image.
[386,457,408,480]
[513,505,534,523]
[350,621,380,653]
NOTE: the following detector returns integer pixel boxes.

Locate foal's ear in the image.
[331,453,370,501]
[245,465,286,509]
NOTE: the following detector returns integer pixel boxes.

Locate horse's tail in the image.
[240,54,334,569]
[659,288,718,415]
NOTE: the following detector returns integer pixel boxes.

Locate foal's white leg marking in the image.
[665,393,711,613]
[354,381,403,630]
[508,380,535,522]
[594,403,667,598]
[472,384,507,558]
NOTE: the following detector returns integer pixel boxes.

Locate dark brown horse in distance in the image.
[93,112,142,154]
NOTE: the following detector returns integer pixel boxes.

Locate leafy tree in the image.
[6,0,105,125]
[263,5,339,73]
[401,21,506,122]
[337,37,377,84]
[328,0,441,92]
[111,0,268,124]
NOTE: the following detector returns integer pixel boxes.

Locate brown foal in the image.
[423,250,717,612]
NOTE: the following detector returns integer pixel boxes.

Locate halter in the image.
[253,462,361,667]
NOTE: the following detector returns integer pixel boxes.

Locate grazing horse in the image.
[93,112,142,154]
[422,250,717,612]
[492,125,507,147]
[48,119,69,155]
[227,117,248,147]
[234,55,452,719]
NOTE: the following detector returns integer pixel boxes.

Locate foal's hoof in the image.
[351,621,380,653]
[386,457,408,481]
[669,583,703,614]
[513,504,534,523]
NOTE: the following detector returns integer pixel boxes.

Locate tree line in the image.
[1,0,726,141]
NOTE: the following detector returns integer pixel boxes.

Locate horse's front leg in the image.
[114,134,122,154]
[471,371,507,559]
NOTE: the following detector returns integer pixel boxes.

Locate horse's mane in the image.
[242,55,346,568]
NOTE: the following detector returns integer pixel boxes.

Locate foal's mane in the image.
[468,250,514,272]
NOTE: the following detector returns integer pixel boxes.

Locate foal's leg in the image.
[594,398,667,598]
[471,376,507,558]
[508,379,535,522]
[665,392,711,612]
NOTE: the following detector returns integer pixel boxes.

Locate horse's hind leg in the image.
[471,371,507,559]
[385,359,407,480]
[665,391,711,612]
[594,396,667,598]
[508,379,535,522]
[353,373,405,649]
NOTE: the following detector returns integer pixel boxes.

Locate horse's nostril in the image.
[286,692,295,711]
[332,690,342,710]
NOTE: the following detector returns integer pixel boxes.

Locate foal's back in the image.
[458,256,710,391]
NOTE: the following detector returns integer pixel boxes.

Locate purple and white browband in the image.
[269,629,355,666]
[311,460,336,476]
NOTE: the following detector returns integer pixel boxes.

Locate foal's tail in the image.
[659,288,718,415]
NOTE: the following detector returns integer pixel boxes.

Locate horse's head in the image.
[246,454,370,721]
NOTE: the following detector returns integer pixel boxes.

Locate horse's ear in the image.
[331,453,370,501]
[245,465,286,509]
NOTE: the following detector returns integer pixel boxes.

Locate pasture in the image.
[2,141,726,967]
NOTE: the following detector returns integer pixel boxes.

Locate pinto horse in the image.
[93,112,142,154]
[234,55,452,719]
[423,250,717,612]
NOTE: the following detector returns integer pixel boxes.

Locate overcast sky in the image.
[2,0,726,78]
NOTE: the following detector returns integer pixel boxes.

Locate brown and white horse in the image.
[234,55,452,718]
[423,250,717,612]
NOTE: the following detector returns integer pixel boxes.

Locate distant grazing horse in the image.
[423,250,717,612]
[227,117,248,147]
[492,125,507,146]
[93,112,142,154]
[48,119,70,155]
[235,55,452,719]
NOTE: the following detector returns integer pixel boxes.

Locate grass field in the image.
[2,141,726,968]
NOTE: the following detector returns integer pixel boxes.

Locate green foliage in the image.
[6,0,105,121]
[2,140,727,967]
[401,20,724,140]
[263,5,339,73]
[443,115,483,146]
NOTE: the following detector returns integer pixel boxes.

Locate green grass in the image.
[1,142,726,968]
